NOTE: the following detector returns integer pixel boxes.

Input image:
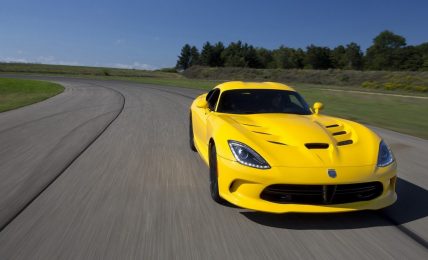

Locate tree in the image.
[293,48,306,69]
[365,30,406,70]
[272,47,305,69]
[176,44,200,70]
[416,43,428,71]
[222,41,262,68]
[176,44,192,70]
[331,45,347,69]
[305,45,333,69]
[190,46,200,66]
[345,42,363,70]
[200,42,214,66]
[256,48,275,68]
[176,31,427,71]
[243,44,262,68]
[396,46,423,71]
[272,47,294,69]
[222,41,246,67]
[212,42,225,67]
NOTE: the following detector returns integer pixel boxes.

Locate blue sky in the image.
[1,0,427,70]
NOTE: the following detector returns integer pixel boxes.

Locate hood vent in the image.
[305,143,329,149]
[337,140,353,146]
[332,131,347,136]
[252,131,271,135]
[242,123,261,127]
[268,141,287,145]
[326,124,339,128]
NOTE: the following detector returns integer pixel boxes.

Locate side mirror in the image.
[313,102,324,115]
[196,99,208,108]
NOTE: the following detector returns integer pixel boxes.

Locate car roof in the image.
[214,81,295,92]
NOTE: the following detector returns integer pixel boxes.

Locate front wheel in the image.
[209,143,225,204]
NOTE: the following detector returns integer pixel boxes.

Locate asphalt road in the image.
[0,76,427,259]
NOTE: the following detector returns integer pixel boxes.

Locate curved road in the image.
[0,76,427,259]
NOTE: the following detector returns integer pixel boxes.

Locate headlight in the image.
[377,140,394,167]
[228,140,270,169]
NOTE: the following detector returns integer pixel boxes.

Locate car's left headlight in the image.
[228,140,270,169]
[377,140,395,167]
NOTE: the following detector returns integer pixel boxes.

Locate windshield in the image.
[216,89,312,115]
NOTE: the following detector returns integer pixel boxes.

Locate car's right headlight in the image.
[228,140,270,169]
[377,140,395,167]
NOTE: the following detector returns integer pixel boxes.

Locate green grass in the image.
[294,86,428,139]
[0,78,64,112]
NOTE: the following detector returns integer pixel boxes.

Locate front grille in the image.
[260,182,383,205]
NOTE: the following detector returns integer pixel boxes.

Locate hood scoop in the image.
[337,140,353,146]
[305,143,329,149]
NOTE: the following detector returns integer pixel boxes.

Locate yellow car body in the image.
[190,81,397,213]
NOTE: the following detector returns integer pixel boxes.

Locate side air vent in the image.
[326,124,339,128]
[337,140,353,146]
[268,141,287,145]
[305,143,329,149]
[332,131,346,136]
[252,131,271,135]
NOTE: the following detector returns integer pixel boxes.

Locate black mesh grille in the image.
[260,182,383,205]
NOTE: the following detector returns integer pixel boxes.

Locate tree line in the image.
[176,31,428,71]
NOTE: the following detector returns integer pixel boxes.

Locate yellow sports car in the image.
[189,81,397,213]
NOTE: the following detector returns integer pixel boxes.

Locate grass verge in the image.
[294,86,428,139]
[0,78,64,112]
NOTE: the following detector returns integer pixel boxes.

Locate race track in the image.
[0,76,427,259]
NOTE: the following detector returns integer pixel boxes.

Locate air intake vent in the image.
[332,131,346,136]
[252,131,271,135]
[268,141,287,145]
[305,143,329,149]
[242,123,261,127]
[326,124,339,128]
[337,140,353,146]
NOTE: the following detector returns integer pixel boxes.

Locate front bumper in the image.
[217,157,397,213]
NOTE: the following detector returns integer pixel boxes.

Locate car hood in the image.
[216,113,380,167]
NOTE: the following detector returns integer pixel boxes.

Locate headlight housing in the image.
[377,140,394,167]
[228,140,270,169]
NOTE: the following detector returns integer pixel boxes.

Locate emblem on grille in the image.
[328,169,337,178]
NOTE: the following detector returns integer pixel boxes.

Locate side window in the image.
[207,89,220,111]
[206,89,215,101]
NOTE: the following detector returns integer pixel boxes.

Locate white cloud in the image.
[1,57,29,63]
[112,62,157,70]
[0,56,81,66]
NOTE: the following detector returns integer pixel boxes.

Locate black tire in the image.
[189,113,197,152]
[209,143,225,204]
